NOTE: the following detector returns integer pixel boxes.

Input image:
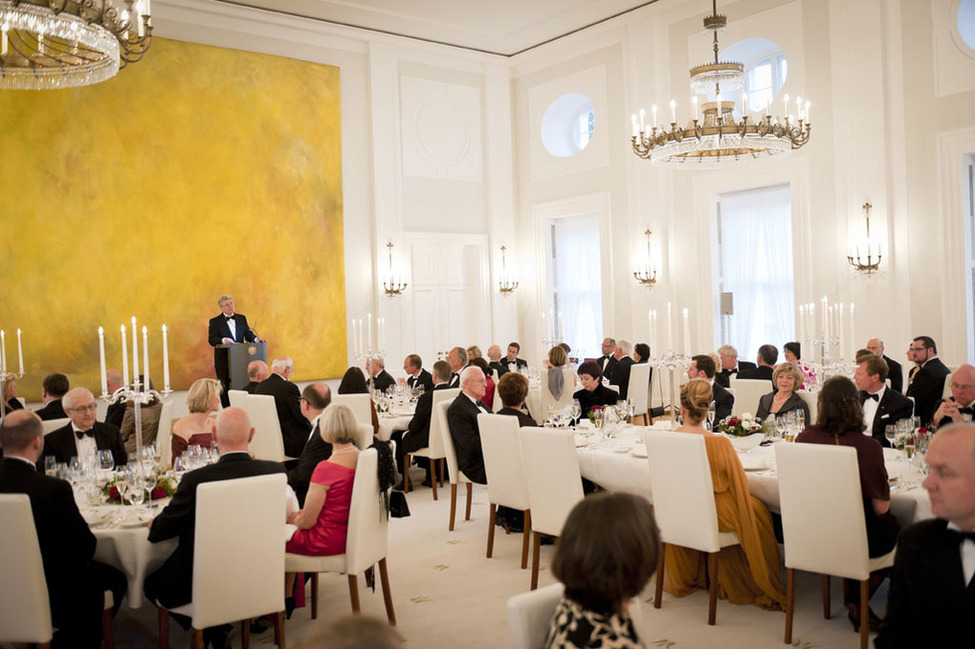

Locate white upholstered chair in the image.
[477,413,532,568]
[518,427,585,589]
[284,449,396,625]
[155,473,287,649]
[628,363,652,425]
[245,394,289,462]
[331,393,373,428]
[41,417,69,436]
[728,378,770,417]
[155,401,175,470]
[645,430,740,625]
[437,398,475,531]
[796,390,818,425]
[353,423,374,451]
[775,442,896,649]
[403,387,460,498]
[227,389,248,409]
[539,367,575,418]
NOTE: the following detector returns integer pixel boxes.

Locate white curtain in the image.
[552,216,602,359]
[719,185,794,360]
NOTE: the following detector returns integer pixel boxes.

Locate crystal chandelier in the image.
[847,203,882,273]
[631,0,810,169]
[497,245,518,295]
[382,242,408,297]
[633,229,657,289]
[0,0,151,90]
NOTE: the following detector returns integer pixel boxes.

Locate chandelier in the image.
[497,245,518,295]
[0,0,151,90]
[633,229,657,289]
[630,0,810,169]
[847,203,882,273]
[382,242,408,297]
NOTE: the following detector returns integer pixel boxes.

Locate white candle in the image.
[805,101,811,123]
[837,303,845,360]
[669,99,676,124]
[638,108,645,132]
[121,325,129,387]
[558,312,564,341]
[142,326,150,390]
[666,301,673,352]
[0,330,5,374]
[783,94,790,119]
[131,316,139,386]
[682,308,691,357]
[692,96,698,122]
[162,324,170,391]
[98,327,108,395]
[648,310,654,355]
[741,92,747,117]
[17,329,23,374]
[631,115,639,138]
[367,313,372,353]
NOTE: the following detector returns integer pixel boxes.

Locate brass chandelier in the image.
[0,0,151,90]
[631,0,810,169]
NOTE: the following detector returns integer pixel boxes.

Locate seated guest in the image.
[255,356,313,459]
[755,363,811,423]
[40,388,126,468]
[866,337,903,394]
[875,423,975,648]
[287,382,332,506]
[446,346,469,388]
[545,492,660,649]
[504,342,528,374]
[102,370,126,429]
[34,372,69,420]
[544,345,570,400]
[496,371,537,427]
[466,345,483,361]
[574,361,619,418]
[932,363,975,429]
[797,376,899,630]
[854,348,873,363]
[0,410,127,649]
[782,341,816,390]
[171,378,221,460]
[609,340,635,399]
[687,354,734,422]
[120,376,162,455]
[369,357,396,394]
[596,337,619,380]
[337,366,380,435]
[854,354,914,447]
[243,360,269,394]
[738,344,778,383]
[403,354,434,392]
[145,407,286,649]
[2,376,24,415]
[666,379,785,609]
[715,344,756,388]
[632,342,651,363]
[906,336,951,425]
[486,345,508,378]
[470,357,496,409]
[397,360,452,485]
[447,366,492,484]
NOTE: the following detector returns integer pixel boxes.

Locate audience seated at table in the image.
[469,357,496,408]
[41,388,127,468]
[715,344,756,388]
[737,344,777,384]
[608,340,635,399]
[665,379,786,610]
[754,363,811,424]
[170,378,220,461]
[906,335,951,425]
[854,354,914,447]
[544,492,660,648]
[573,361,619,418]
[496,371,537,427]
[120,376,163,456]
[337,366,381,435]
[368,357,396,394]
[242,360,269,394]
[796,376,899,632]
[287,383,333,506]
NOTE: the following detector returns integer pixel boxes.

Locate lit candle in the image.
[797,305,804,347]
[766,97,771,116]
[367,313,372,353]
[131,316,139,386]
[666,301,673,352]
[631,115,639,138]
[17,328,23,375]
[691,96,698,122]
[821,295,828,338]
[669,99,676,124]
[651,104,658,128]
[848,303,855,355]
[783,93,790,119]
[162,324,170,391]
[142,326,150,390]
[805,101,811,123]
[0,330,5,374]
[121,325,129,387]
[541,311,546,339]
[682,308,691,357]
[98,327,108,396]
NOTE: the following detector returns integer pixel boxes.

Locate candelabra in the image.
[847,203,882,273]
[382,242,408,297]
[633,230,658,289]
[101,378,170,482]
[652,351,692,426]
[497,246,519,295]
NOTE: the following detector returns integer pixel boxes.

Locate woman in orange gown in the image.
[663,379,786,610]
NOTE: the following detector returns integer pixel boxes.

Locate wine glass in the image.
[707,401,717,430]
[571,399,582,422]
[126,473,147,509]
[885,424,897,448]
[796,410,806,431]
[44,456,57,477]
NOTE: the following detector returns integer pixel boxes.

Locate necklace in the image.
[331,445,358,455]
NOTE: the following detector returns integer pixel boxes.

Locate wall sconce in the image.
[847,203,882,274]
[498,245,519,295]
[382,242,408,297]
[633,229,658,288]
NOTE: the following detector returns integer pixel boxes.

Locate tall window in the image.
[715,185,794,360]
[745,55,787,113]
[964,154,975,361]
[546,216,602,359]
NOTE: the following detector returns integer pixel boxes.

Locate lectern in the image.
[218,342,267,390]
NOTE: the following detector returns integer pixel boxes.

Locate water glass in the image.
[571,399,581,421]
[44,456,57,477]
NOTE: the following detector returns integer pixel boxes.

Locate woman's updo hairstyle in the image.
[680,378,712,424]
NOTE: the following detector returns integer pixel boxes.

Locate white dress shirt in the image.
[71,423,98,462]
[226,316,237,341]
[862,385,886,435]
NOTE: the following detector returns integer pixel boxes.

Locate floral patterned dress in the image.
[543,596,643,649]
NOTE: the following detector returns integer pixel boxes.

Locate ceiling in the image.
[218,0,659,57]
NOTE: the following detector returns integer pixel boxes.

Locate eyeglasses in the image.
[67,404,97,412]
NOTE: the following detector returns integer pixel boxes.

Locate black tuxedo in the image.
[402,386,445,455]
[860,388,914,447]
[497,406,537,428]
[737,364,774,384]
[883,355,904,394]
[371,369,396,394]
[207,312,257,403]
[448,373,461,388]
[254,373,311,458]
[0,457,126,648]
[875,518,975,649]
[597,355,619,382]
[712,382,734,422]
[503,357,528,374]
[40,422,127,468]
[487,361,508,379]
[906,357,951,425]
[610,356,635,399]
[287,421,331,506]
[447,393,491,484]
[35,398,66,421]
[716,361,757,388]
[242,380,261,394]
[103,400,126,429]
[144,453,286,608]
[935,396,975,429]
[407,369,435,392]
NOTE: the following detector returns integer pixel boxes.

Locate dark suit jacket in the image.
[254,373,311,458]
[861,388,914,447]
[712,382,734,422]
[737,364,774,383]
[610,356,635,400]
[874,518,975,649]
[40,421,127,468]
[242,380,261,394]
[715,361,757,388]
[407,369,435,392]
[287,421,331,506]
[402,386,440,454]
[35,398,66,421]
[447,393,491,484]
[597,355,619,382]
[487,361,508,379]
[103,400,126,429]
[755,392,811,423]
[934,396,975,429]
[145,453,286,607]
[883,355,904,394]
[906,357,951,425]
[372,370,396,394]
[497,407,537,428]
[207,313,256,384]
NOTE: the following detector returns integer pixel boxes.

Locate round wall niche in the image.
[541,93,596,158]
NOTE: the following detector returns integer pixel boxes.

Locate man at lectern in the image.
[208,295,262,406]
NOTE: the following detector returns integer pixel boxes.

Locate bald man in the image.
[243,360,269,394]
[933,364,975,430]
[145,407,285,647]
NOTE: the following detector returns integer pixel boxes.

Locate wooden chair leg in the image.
[192,629,204,649]
[654,543,666,608]
[486,503,497,558]
[157,607,169,649]
[707,551,719,625]
[530,531,541,590]
[347,574,361,613]
[521,510,531,570]
[311,572,319,619]
[430,460,439,500]
[274,610,286,649]
[859,578,869,649]
[448,483,458,531]
[822,574,831,619]
[241,618,250,649]
[403,454,412,493]
[465,483,473,521]
[784,567,795,643]
[378,557,397,626]
[101,607,115,649]
[438,459,445,487]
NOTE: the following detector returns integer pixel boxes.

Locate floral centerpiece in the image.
[101,472,176,504]
[715,413,764,437]
[588,406,604,425]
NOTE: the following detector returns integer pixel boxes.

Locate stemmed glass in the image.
[884,424,897,449]
[707,401,716,431]
[571,399,582,422]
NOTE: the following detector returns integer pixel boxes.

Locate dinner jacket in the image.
[371,369,396,394]
[715,361,757,388]
[754,391,811,423]
[207,312,257,399]
[144,453,286,608]
[503,357,528,374]
[906,357,951,425]
[883,355,904,394]
[401,385,449,454]
[39,421,127,468]
[407,368,435,392]
[861,388,914,447]
[254,372,311,458]
[736,364,774,384]
[610,356,635,400]
[497,406,537,428]
[287,421,331,506]
[487,361,508,379]
[103,399,126,429]
[874,518,975,649]
[35,398,66,421]
[712,381,735,422]
[242,380,261,394]
[447,373,461,388]
[597,355,619,382]
[446,393,492,485]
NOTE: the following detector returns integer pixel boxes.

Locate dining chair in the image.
[156,401,175,469]
[331,394,373,428]
[227,389,248,409]
[155,473,287,649]
[628,363,652,425]
[539,367,575,419]
[353,423,374,451]
[796,390,818,425]
[285,449,396,625]
[645,430,740,625]
[942,372,953,399]
[245,394,290,462]
[477,413,532,568]
[728,378,769,418]
[41,417,69,436]
[404,387,460,498]
[518,427,585,589]
[436,398,475,531]
[775,442,896,649]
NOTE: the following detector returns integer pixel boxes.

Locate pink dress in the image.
[285,461,355,555]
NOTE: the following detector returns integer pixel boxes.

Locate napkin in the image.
[739,454,771,471]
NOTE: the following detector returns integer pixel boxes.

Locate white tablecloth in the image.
[377,412,413,442]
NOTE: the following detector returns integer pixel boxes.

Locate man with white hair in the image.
[369,357,396,394]
[207,294,262,406]
[39,387,126,468]
[609,339,635,399]
[715,344,757,388]
[447,366,492,484]
[933,364,975,429]
[866,337,903,394]
[255,355,311,459]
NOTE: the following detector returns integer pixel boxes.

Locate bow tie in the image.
[225,315,235,321]
[74,429,94,440]
[950,529,975,542]
[862,392,879,403]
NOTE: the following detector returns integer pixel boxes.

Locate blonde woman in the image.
[755,363,811,422]
[171,378,221,459]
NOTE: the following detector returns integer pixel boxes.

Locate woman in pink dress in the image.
[170,378,220,462]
